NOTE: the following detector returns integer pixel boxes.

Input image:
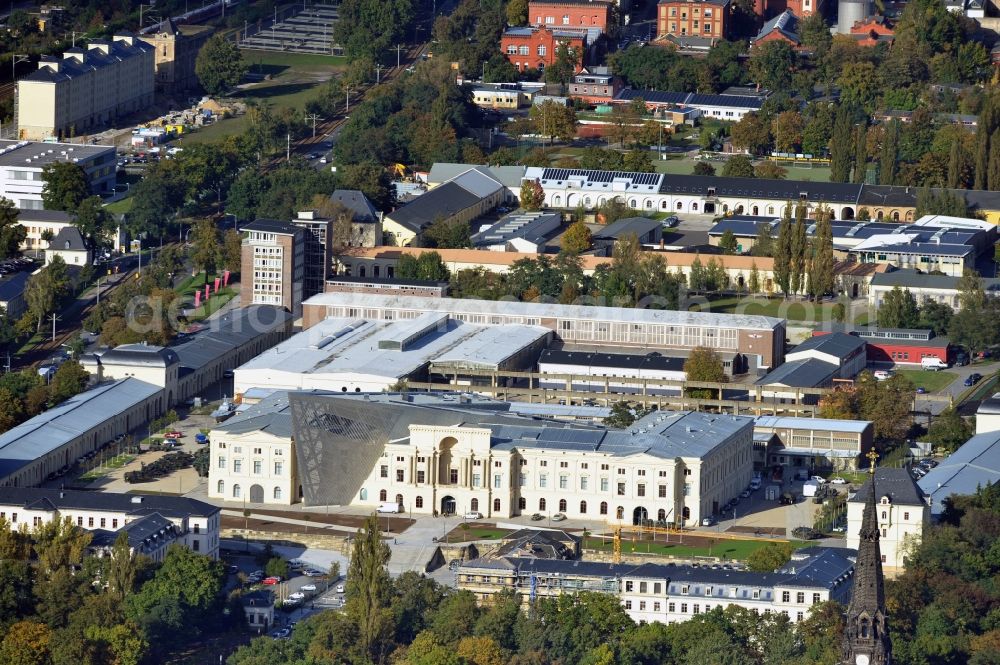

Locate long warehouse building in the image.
[301,293,787,369]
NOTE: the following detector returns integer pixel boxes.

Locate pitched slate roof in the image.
[330,189,379,223]
[851,467,926,506]
[49,226,87,251]
[386,181,483,233]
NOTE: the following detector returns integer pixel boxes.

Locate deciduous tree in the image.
[684,346,727,399]
[41,163,90,212]
[194,35,248,95]
[721,154,755,178]
[519,179,545,211]
[562,220,592,255]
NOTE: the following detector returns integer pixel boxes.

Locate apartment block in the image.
[657,0,732,39]
[240,219,305,317]
[17,35,154,141]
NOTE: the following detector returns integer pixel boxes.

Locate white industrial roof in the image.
[303,293,785,331]
[919,431,1000,516]
[235,316,549,388]
[754,416,872,434]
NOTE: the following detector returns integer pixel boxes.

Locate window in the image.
[539,498,547,510]
[562,13,569,23]
[659,485,667,498]
[113,519,118,529]
[417,470,426,483]
[380,465,388,478]
[537,45,547,56]
[233,460,242,473]
[668,602,675,612]
[654,582,662,594]
[580,500,587,513]
[624,600,632,610]
[639,601,646,611]
[520,473,527,486]
[217,480,224,493]
[560,461,568,468]
[559,475,568,489]
[494,474,502,489]
[77,516,83,526]
[507,45,517,54]
[540,460,548,467]
[233,484,241,498]
[617,483,626,496]
[380,489,387,501]
[519,497,526,509]
[253,461,262,475]
[450,469,459,484]
[637,469,646,477]
[637,484,646,497]
[903,511,910,520]
[616,506,624,520]
[519,45,529,55]
[540,474,548,488]
[796,592,805,604]
[396,469,405,482]
[601,478,609,492]
[558,499,567,512]
[812,593,821,604]
[88,517,94,527]
[274,487,282,500]
[193,540,200,552]
[625,581,634,592]
[881,511,887,520]
[471,498,480,511]
[600,501,608,515]
[494,498,501,511]
[617,468,626,475]
[681,603,688,613]
[580,477,588,491]
[217,456,226,469]
[640,582,647,593]
[782,591,790,602]
[601,464,609,470]
[274,462,283,475]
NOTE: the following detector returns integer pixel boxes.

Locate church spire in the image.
[843,448,892,665]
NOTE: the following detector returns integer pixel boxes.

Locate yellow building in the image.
[139,19,214,95]
[17,35,155,141]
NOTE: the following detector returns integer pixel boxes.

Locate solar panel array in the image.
[541,168,661,186]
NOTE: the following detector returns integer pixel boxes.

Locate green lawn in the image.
[696,296,840,323]
[186,287,236,321]
[105,196,134,214]
[582,536,812,561]
[242,49,348,74]
[444,527,514,543]
[78,454,135,482]
[896,369,958,393]
[652,156,833,181]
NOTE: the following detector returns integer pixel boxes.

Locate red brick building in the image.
[753,10,801,46]
[849,16,894,46]
[501,26,587,74]
[752,0,823,17]
[657,0,731,39]
[528,0,614,34]
[812,328,952,367]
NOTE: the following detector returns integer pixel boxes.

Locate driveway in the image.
[915,360,997,415]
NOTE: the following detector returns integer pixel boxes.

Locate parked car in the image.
[463,511,483,520]
[965,373,983,386]
[271,628,291,639]
[262,576,281,585]
[916,386,927,394]
[809,476,827,484]
[530,513,544,521]
[662,215,679,227]
[551,513,567,522]
[792,526,822,540]
[303,568,323,577]
[779,493,798,505]
[740,489,751,498]
[701,516,716,526]
[300,584,317,592]
[873,370,893,381]
[336,583,345,593]
[288,592,306,600]
[830,477,847,485]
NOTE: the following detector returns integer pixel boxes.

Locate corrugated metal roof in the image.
[919,431,1000,515]
[755,415,871,434]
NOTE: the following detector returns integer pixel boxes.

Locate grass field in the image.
[696,296,840,323]
[897,369,958,393]
[444,526,514,543]
[654,156,833,181]
[79,454,135,482]
[106,196,134,214]
[582,535,811,561]
[186,287,236,321]
[182,50,346,145]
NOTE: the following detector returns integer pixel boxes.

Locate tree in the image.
[684,346,727,399]
[853,124,869,184]
[396,252,450,281]
[772,111,804,153]
[264,556,288,579]
[829,108,854,183]
[878,286,920,328]
[482,53,518,83]
[519,179,545,211]
[809,206,835,297]
[721,154,755,178]
[918,299,953,336]
[754,162,787,179]
[529,101,577,143]
[730,113,771,156]
[104,532,139,605]
[562,220,592,255]
[719,229,739,254]
[23,256,69,333]
[195,35,248,95]
[748,262,761,294]
[72,197,114,251]
[544,43,580,88]
[789,205,808,295]
[748,41,795,91]
[604,401,646,428]
[49,360,88,405]
[879,119,901,185]
[221,229,242,274]
[0,197,26,259]
[190,218,220,283]
[506,0,528,25]
[0,620,52,665]
[596,197,630,225]
[693,161,716,176]
[424,217,471,249]
[346,514,393,660]
[927,407,972,453]
[622,149,654,173]
[41,162,90,212]
[773,207,792,295]
[745,542,795,572]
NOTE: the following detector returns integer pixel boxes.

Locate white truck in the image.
[376,503,402,514]
[802,480,820,497]
[921,357,949,371]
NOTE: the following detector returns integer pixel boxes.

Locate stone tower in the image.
[843,449,892,665]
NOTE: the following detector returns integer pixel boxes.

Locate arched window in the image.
[216,480,224,494]
[682,506,690,520]
[518,497,526,509]
[892,210,899,221]
[273,487,282,500]
[691,202,698,211]
[767,206,774,215]
[553,195,562,207]
[629,199,637,208]
[752,206,759,215]
[539,498,546,511]
[493,498,501,512]
[616,506,624,520]
[471,498,479,511]
[658,509,666,520]
[676,201,682,210]
[584,196,591,207]
[580,501,587,514]
[881,511,887,519]
[661,200,668,209]
[395,493,403,506]
[233,484,241,498]
[860,618,870,639]
[379,489,387,501]
[360,488,368,500]
[416,496,424,508]
[600,501,608,515]
[645,199,652,209]
[359,266,366,277]
[558,499,567,512]
[373,265,380,277]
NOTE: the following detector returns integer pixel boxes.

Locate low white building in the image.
[784,332,867,380]
[846,468,928,574]
[537,349,686,396]
[458,546,856,624]
[18,209,126,253]
[45,226,91,266]
[0,487,220,559]
[0,140,117,209]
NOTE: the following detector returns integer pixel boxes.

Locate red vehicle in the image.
[262,576,281,585]
[165,431,183,439]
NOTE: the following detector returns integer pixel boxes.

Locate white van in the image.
[920,357,949,371]
[376,503,401,514]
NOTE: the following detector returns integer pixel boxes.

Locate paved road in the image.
[915,360,997,415]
